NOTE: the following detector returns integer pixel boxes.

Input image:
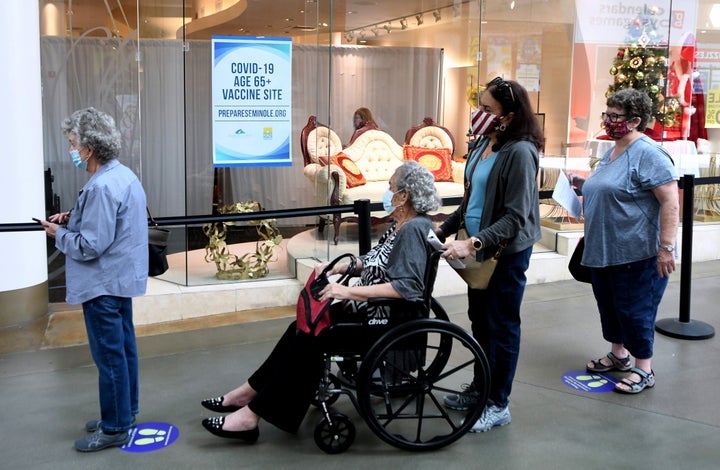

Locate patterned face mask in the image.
[604,119,634,139]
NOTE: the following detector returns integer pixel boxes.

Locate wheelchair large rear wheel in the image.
[356,319,489,452]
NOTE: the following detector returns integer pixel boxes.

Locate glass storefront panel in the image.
[38,1,720,292]
[567,0,719,189]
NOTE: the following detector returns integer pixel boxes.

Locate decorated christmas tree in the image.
[606,14,681,128]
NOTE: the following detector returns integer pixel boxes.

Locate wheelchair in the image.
[312,250,491,453]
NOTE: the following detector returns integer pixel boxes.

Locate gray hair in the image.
[607,88,653,131]
[61,107,121,164]
[395,160,442,214]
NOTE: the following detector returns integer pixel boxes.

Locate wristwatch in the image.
[659,244,674,253]
[470,236,483,251]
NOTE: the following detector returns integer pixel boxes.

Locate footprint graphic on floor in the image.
[574,374,608,388]
[122,422,179,453]
[133,428,167,445]
[562,370,616,393]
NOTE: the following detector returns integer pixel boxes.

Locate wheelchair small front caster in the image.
[314,412,355,454]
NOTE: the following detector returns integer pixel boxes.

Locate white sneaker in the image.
[469,404,511,433]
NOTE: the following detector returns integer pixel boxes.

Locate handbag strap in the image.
[460,137,490,219]
[147,206,158,228]
[461,138,510,252]
[321,253,358,286]
[490,239,509,259]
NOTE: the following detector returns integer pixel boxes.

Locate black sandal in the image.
[586,352,631,373]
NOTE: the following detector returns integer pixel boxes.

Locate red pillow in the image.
[318,152,367,188]
[403,146,453,182]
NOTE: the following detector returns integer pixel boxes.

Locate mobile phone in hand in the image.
[32,218,43,224]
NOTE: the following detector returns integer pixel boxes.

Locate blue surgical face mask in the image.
[70,149,86,170]
[382,189,400,214]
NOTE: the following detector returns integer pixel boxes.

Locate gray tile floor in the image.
[2,261,720,470]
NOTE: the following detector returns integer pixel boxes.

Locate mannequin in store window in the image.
[346,107,379,147]
[654,32,707,143]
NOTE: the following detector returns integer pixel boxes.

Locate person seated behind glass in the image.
[200,160,442,442]
[346,106,379,147]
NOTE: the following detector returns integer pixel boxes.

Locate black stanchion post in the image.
[655,174,715,340]
[354,199,371,256]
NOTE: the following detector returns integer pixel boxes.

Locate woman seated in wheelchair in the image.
[200,160,442,442]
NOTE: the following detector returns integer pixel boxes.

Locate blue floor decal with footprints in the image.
[562,370,618,393]
[121,422,179,453]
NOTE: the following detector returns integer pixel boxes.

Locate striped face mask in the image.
[470,109,502,136]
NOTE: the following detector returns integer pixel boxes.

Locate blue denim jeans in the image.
[590,256,668,359]
[468,246,532,408]
[82,295,139,432]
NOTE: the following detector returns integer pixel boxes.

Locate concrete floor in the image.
[2,261,720,470]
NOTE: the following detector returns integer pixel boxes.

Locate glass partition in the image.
[38,0,720,293]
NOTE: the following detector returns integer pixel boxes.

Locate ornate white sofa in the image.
[301,116,465,243]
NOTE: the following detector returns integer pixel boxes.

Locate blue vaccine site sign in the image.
[211,36,292,167]
[121,422,179,453]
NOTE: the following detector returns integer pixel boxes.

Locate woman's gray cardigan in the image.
[439,139,542,261]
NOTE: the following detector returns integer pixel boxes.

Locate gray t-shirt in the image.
[344,215,433,319]
[582,136,677,268]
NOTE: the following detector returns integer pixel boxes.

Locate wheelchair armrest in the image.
[366,298,401,305]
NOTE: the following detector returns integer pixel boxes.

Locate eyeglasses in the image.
[488,77,515,103]
[601,112,627,123]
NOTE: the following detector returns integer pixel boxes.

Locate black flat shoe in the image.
[201,396,242,413]
[202,416,259,442]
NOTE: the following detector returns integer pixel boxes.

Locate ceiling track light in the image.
[344,2,474,41]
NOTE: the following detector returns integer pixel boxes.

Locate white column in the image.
[0,0,48,326]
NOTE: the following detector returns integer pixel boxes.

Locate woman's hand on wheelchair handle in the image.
[441,239,473,260]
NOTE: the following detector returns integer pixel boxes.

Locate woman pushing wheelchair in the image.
[200,160,442,442]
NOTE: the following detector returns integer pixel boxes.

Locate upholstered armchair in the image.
[301,115,465,244]
[403,117,465,184]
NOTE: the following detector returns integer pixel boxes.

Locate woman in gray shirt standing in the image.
[576,88,678,395]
